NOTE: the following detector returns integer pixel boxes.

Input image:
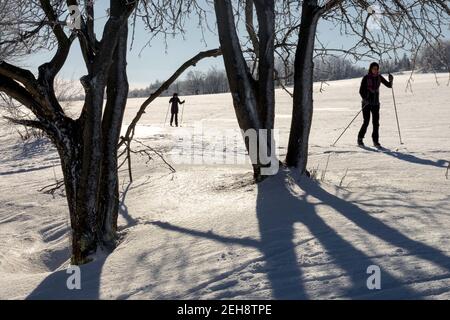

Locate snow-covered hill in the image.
[1,72,449,299]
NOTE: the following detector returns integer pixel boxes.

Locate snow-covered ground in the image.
[1,72,449,299]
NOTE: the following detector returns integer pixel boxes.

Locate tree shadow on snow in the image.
[26,181,141,299]
[27,180,140,299]
[26,257,106,300]
[118,181,139,230]
[152,169,450,299]
[296,174,450,298]
[256,170,417,299]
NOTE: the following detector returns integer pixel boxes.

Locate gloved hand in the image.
[389,74,394,82]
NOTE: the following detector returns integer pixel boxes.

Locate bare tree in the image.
[213,0,448,177]
[0,0,137,264]
[285,0,449,174]
[0,0,216,264]
[285,0,324,173]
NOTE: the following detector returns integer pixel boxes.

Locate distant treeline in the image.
[128,54,415,98]
[277,53,415,86]
[128,67,230,99]
[67,41,450,101]
[415,40,450,73]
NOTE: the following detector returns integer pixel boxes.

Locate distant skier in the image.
[358,62,393,148]
[169,93,185,127]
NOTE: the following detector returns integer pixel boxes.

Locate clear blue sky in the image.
[25,2,449,89]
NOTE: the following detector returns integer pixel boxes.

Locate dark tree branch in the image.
[319,0,345,14]
[117,47,222,182]
[0,61,42,99]
[38,179,65,197]
[245,0,260,61]
[132,139,176,173]
[3,116,46,130]
[85,0,96,44]
[0,74,50,121]
[436,0,450,15]
[39,0,68,44]
[118,48,222,149]
[35,0,76,119]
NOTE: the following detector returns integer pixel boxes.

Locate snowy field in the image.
[0,72,449,299]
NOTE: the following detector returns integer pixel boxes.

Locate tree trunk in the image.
[214,0,276,181]
[254,0,275,130]
[65,1,132,264]
[285,2,321,174]
[54,120,98,265]
[98,24,129,245]
[254,0,276,177]
[73,83,106,262]
[214,0,261,131]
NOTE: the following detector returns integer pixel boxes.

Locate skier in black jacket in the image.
[358,62,393,148]
[169,93,185,127]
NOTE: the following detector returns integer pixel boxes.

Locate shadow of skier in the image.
[369,148,448,168]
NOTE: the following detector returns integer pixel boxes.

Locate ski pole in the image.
[164,103,170,126]
[446,162,449,180]
[390,76,403,144]
[180,102,185,126]
[331,103,369,147]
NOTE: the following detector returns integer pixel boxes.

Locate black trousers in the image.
[170,112,178,126]
[358,104,380,143]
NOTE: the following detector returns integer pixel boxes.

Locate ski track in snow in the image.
[0,73,449,299]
